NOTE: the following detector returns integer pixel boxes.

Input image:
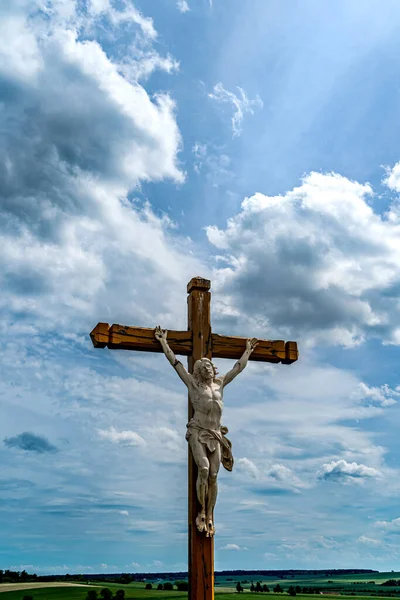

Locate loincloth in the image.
[186,422,234,472]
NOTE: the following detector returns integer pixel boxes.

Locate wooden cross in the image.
[90,276,298,600]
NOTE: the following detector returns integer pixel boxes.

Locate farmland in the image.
[2,571,400,599]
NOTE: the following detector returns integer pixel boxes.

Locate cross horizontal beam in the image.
[90,323,298,365]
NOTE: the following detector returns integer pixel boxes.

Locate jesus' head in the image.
[193,358,218,383]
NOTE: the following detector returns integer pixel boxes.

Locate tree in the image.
[236,581,244,593]
[256,581,262,592]
[175,581,189,591]
[86,591,98,600]
[288,586,296,596]
[264,585,270,592]
[145,583,152,590]
[99,588,112,600]
[251,583,255,593]
[274,584,283,593]
[163,582,173,590]
[157,583,163,590]
[115,591,125,600]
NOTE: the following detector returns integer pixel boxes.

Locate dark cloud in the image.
[4,432,58,454]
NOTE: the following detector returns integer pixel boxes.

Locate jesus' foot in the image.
[206,516,215,538]
[196,511,208,533]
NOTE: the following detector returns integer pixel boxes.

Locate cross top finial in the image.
[187,277,211,293]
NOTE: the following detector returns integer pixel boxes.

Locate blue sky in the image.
[2,0,400,575]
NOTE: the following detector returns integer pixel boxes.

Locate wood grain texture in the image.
[283,341,299,364]
[187,287,214,600]
[187,277,211,294]
[91,324,192,354]
[90,323,299,365]
[211,334,286,363]
[90,322,110,348]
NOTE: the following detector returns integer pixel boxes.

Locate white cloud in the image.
[97,426,146,447]
[318,459,381,482]
[119,510,129,516]
[208,82,263,137]
[207,171,400,347]
[374,517,400,531]
[220,543,241,550]
[358,535,383,546]
[267,464,294,481]
[0,0,203,339]
[237,458,304,492]
[238,457,259,479]
[176,0,190,13]
[86,1,157,39]
[265,464,304,490]
[150,560,163,567]
[352,383,398,407]
[384,161,400,192]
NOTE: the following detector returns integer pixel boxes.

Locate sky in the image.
[2,0,400,576]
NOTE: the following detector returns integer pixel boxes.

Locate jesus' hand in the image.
[155,325,168,342]
[246,337,258,353]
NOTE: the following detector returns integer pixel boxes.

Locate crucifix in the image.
[90,276,298,600]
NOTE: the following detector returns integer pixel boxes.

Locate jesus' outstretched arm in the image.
[155,326,194,388]
[221,338,258,387]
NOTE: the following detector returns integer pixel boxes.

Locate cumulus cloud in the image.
[0,0,201,337]
[374,517,400,531]
[384,160,400,193]
[97,426,146,447]
[220,543,241,550]
[352,383,399,407]
[318,459,381,482]
[208,83,263,137]
[4,432,58,454]
[207,170,400,347]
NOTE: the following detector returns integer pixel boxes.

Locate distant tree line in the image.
[0,570,38,584]
[86,588,125,600]
[232,583,344,595]
[0,571,138,585]
[0,568,377,586]
[247,581,271,593]
[144,581,188,591]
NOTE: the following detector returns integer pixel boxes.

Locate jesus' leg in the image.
[206,443,221,537]
[189,436,210,533]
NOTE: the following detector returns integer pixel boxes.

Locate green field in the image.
[3,572,400,600]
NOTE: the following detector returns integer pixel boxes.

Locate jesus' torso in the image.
[189,379,224,430]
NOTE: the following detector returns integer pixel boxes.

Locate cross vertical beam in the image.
[187,277,213,600]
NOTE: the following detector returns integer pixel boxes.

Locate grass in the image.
[2,572,400,600]
[1,588,400,600]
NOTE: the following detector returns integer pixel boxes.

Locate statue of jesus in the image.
[155,326,258,537]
